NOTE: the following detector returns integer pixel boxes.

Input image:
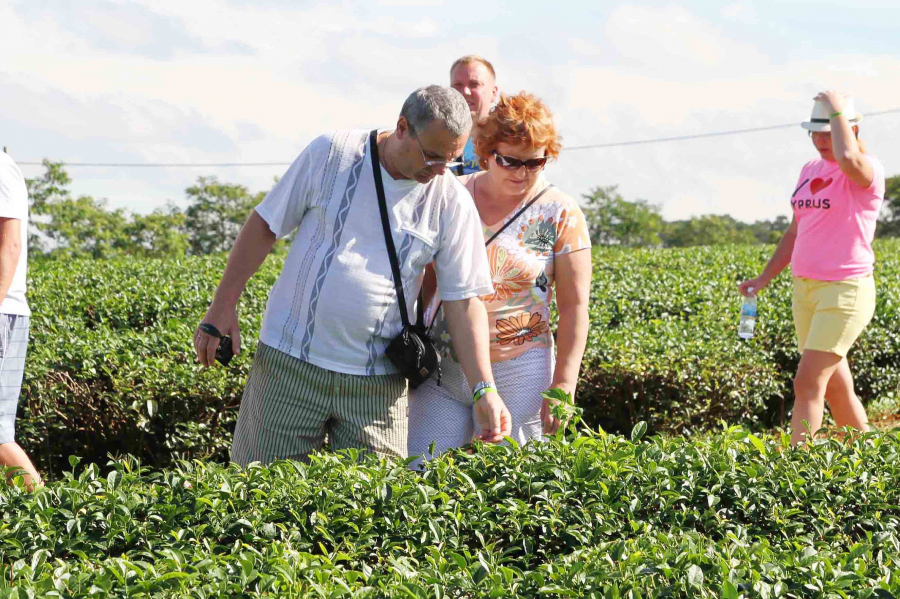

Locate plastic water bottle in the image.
[738,288,757,340]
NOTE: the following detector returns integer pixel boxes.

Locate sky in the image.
[2,0,899,223]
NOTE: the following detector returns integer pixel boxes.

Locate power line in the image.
[16,108,900,167]
[565,108,900,151]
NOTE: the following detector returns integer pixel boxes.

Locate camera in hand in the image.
[199,323,234,366]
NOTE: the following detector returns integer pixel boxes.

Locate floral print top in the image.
[428,174,591,363]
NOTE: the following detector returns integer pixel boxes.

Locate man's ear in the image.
[396,116,410,140]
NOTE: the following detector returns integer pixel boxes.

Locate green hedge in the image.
[19,254,281,476]
[579,240,900,435]
[15,241,900,474]
[1,428,899,597]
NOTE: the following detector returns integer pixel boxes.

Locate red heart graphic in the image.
[810,177,833,195]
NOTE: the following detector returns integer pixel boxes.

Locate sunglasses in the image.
[492,150,549,171]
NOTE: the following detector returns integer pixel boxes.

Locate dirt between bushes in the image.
[872,411,900,431]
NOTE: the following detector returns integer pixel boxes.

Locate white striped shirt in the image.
[256,130,492,376]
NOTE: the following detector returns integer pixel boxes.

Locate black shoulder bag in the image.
[369,130,442,389]
[426,180,555,329]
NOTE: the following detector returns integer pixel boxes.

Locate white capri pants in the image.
[408,347,554,469]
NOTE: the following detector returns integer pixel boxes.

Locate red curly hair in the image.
[474,91,562,170]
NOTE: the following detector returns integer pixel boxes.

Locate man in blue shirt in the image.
[449,55,500,175]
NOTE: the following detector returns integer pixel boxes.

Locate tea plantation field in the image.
[2,429,900,596]
[15,240,900,475]
[2,242,899,596]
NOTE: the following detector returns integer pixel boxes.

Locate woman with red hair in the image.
[408,92,592,466]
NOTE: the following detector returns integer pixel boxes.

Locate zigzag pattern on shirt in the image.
[298,133,368,361]
[279,131,352,354]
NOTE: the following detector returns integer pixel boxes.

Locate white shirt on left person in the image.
[0,153,29,316]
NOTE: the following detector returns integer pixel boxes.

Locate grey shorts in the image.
[231,342,409,467]
[0,314,29,445]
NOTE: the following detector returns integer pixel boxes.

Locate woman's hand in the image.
[738,276,768,297]
[814,91,847,116]
[473,390,512,443]
[541,394,564,435]
[541,386,575,435]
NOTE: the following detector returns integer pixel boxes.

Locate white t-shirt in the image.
[0,153,30,316]
[255,130,493,376]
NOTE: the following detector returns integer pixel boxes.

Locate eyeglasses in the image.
[492,150,549,171]
[410,127,463,169]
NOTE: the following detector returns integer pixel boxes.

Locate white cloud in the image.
[556,4,900,220]
[11,0,253,59]
[556,51,900,220]
[604,4,768,71]
[2,0,899,225]
[720,2,759,23]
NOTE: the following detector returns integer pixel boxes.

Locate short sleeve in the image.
[862,155,886,196]
[553,194,592,256]
[255,135,328,239]
[0,156,27,221]
[432,179,494,301]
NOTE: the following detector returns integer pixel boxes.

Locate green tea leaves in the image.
[631,421,648,443]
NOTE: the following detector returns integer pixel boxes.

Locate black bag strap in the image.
[485,181,555,244]
[426,179,555,329]
[416,286,425,328]
[370,129,427,330]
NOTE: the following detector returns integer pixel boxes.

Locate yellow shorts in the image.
[792,275,876,357]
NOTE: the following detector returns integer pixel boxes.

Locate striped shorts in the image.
[408,347,554,469]
[231,342,409,467]
[0,314,29,446]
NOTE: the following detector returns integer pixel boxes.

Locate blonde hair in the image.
[474,91,562,170]
[450,55,496,79]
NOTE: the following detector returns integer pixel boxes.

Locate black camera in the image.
[199,323,234,366]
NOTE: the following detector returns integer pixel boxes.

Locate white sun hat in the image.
[801,96,863,132]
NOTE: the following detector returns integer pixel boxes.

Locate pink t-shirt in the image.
[790,155,885,281]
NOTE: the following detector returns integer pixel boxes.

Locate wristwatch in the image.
[472,381,495,395]
[471,381,496,403]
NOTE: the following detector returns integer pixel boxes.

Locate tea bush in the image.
[579,239,900,435]
[14,240,900,474]
[18,253,283,476]
[1,427,899,597]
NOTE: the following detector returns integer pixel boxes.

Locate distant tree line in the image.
[26,160,266,258]
[22,160,900,257]
[583,177,900,248]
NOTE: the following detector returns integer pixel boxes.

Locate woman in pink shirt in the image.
[740,91,886,445]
